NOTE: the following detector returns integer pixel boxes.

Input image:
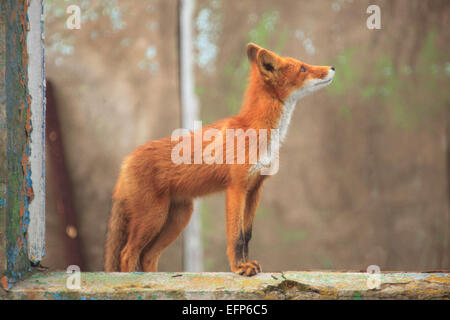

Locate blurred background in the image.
[42,0,449,272]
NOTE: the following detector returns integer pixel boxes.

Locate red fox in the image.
[104,43,334,276]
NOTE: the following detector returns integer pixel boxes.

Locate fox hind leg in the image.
[120,197,169,272]
[140,199,194,272]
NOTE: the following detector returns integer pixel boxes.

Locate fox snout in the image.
[317,66,335,85]
[329,66,335,75]
[311,65,335,81]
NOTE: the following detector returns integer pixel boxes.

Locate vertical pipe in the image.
[179,0,203,272]
[27,0,46,264]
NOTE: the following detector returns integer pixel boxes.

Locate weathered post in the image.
[0,0,45,290]
[27,0,46,266]
[178,0,203,272]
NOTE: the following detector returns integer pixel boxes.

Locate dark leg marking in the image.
[234,231,246,265]
[243,228,252,260]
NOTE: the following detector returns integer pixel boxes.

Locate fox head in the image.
[247,43,335,103]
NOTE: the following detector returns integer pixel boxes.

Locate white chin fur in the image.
[278,68,335,142]
[285,68,334,103]
[251,69,334,173]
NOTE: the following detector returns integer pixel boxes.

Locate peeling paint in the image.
[0,0,36,290]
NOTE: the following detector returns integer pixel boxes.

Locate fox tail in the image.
[104,199,128,271]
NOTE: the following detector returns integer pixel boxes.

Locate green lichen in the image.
[279,228,308,245]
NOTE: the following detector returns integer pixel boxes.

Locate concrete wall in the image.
[42,0,450,272]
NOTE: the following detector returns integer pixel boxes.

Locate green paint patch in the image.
[256,206,273,218]
[195,85,206,97]
[339,104,352,120]
[204,258,216,272]
[223,10,285,114]
[318,256,334,269]
[417,30,439,72]
[360,86,377,100]
[274,27,289,54]
[352,292,363,300]
[327,29,449,130]
[327,47,362,96]
[279,228,308,244]
[199,200,213,251]
[248,11,280,48]
[380,30,448,129]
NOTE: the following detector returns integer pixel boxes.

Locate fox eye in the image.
[263,62,275,72]
[300,65,307,72]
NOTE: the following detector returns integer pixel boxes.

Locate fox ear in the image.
[257,49,281,80]
[247,43,262,63]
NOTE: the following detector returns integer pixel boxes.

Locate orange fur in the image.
[104,43,333,276]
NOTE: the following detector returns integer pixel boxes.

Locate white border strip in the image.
[27,0,46,263]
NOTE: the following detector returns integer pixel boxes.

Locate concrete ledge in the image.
[1,271,449,300]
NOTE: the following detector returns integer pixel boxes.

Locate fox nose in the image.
[331,66,335,71]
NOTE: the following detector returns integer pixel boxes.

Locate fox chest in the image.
[277,100,296,143]
[251,100,296,175]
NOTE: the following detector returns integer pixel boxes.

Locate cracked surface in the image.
[1,271,448,300]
